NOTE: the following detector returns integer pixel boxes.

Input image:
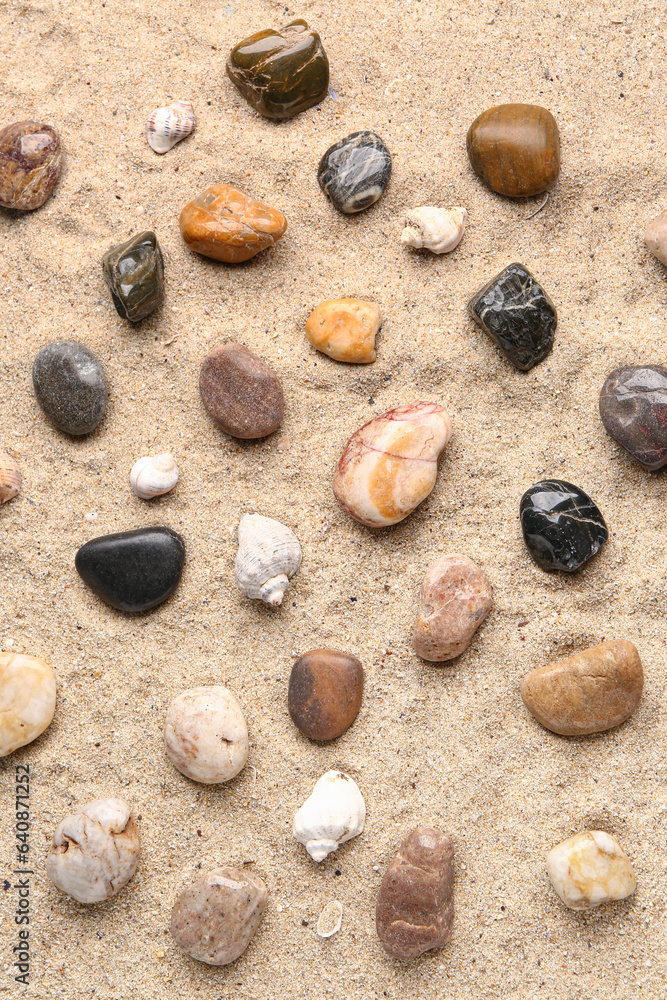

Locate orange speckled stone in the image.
[179,184,287,263]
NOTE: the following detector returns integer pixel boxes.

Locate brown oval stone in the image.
[199,343,284,439]
[170,866,268,966]
[376,827,454,960]
[466,104,560,198]
[0,121,62,210]
[288,648,363,741]
[179,184,287,263]
[520,639,643,736]
[413,554,493,662]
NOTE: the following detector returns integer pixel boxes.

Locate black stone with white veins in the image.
[75,527,185,612]
[32,341,108,435]
[468,263,557,371]
[317,131,391,214]
[520,480,608,573]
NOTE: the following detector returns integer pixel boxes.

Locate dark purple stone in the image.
[599,365,667,471]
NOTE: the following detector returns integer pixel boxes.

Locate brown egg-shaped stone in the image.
[376,827,454,960]
[466,104,560,198]
[179,184,287,263]
[520,639,643,736]
[199,343,284,439]
[288,648,363,741]
[0,121,62,210]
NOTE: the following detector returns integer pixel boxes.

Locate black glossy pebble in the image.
[520,480,608,573]
[317,131,391,214]
[468,263,557,371]
[75,527,185,612]
[32,341,108,436]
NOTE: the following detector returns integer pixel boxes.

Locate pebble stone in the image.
[75,526,185,612]
[199,343,284,439]
[520,479,608,573]
[599,364,667,470]
[0,653,56,756]
[170,867,268,966]
[226,19,329,120]
[413,555,493,663]
[466,103,560,198]
[521,639,643,736]
[102,230,165,322]
[376,827,454,959]
[645,210,667,266]
[288,649,364,741]
[0,121,62,210]
[164,686,249,783]
[468,263,557,371]
[546,831,636,911]
[318,131,391,214]
[32,341,108,436]
[179,184,287,263]
[305,299,381,363]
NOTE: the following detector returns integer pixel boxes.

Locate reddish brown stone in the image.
[288,648,363,741]
[413,554,493,662]
[199,343,284,439]
[0,121,62,210]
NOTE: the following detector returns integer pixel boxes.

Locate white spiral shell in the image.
[234,513,302,608]
[130,453,179,499]
[400,206,467,254]
[292,770,366,863]
[146,100,195,154]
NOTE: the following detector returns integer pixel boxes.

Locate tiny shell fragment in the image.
[546,830,636,910]
[305,299,381,363]
[413,555,493,662]
[316,900,343,938]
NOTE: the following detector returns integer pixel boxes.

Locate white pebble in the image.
[316,900,343,938]
[164,686,248,784]
[547,830,636,910]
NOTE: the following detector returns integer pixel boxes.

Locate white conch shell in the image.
[234,513,302,608]
[292,770,366,863]
[130,453,179,499]
[400,206,467,254]
[146,100,195,154]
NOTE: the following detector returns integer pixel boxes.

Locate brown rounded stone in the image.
[199,343,284,439]
[466,104,560,198]
[179,184,287,263]
[376,827,454,960]
[413,554,493,662]
[0,121,62,210]
[288,648,363,741]
[520,639,643,736]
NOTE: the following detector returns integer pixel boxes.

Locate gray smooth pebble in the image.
[32,340,108,435]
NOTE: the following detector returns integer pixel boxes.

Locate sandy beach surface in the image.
[1,0,667,996]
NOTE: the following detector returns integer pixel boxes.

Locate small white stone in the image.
[400,206,467,254]
[316,900,343,938]
[546,830,636,910]
[85,512,98,522]
[164,686,248,784]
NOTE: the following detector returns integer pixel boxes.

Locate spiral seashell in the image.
[146,100,195,154]
[234,513,302,608]
[293,770,366,862]
[0,451,21,504]
[130,453,179,499]
[400,206,467,254]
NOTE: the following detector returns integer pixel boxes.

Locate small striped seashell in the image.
[0,451,21,504]
[130,453,179,499]
[146,100,195,154]
[234,513,302,607]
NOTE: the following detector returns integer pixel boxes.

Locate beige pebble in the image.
[413,555,493,662]
[164,686,249,784]
[0,653,56,756]
[305,299,381,363]
[170,867,268,965]
[645,210,667,266]
[546,830,636,910]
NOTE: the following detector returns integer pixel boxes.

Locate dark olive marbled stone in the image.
[468,263,556,371]
[32,341,108,436]
[520,480,608,573]
[599,365,667,470]
[0,121,62,210]
[226,19,329,120]
[318,131,391,214]
[75,527,185,612]
[102,230,164,322]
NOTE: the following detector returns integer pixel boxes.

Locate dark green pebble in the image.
[102,230,164,322]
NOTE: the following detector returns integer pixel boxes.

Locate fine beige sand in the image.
[1,1,667,997]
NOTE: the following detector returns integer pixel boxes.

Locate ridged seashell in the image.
[130,452,179,499]
[234,513,302,608]
[400,206,467,254]
[146,100,195,154]
[292,769,366,862]
[0,451,21,503]
[333,402,452,527]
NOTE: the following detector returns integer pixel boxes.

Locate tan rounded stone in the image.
[179,184,287,263]
[521,639,643,736]
[305,299,381,363]
[645,210,667,266]
[0,653,56,756]
[413,555,493,662]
